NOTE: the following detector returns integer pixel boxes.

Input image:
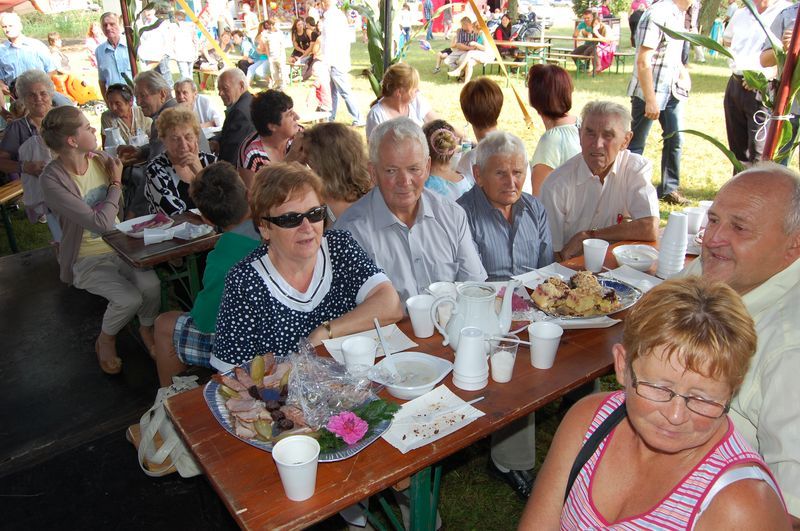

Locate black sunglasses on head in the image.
[262,205,327,228]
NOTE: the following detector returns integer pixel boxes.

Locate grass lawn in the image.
[0,20,763,529]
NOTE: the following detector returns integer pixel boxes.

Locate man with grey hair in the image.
[212,68,254,165]
[541,100,659,260]
[679,162,800,521]
[334,117,486,301]
[457,130,552,500]
[174,78,223,128]
[0,12,56,95]
[95,12,132,101]
[458,131,553,279]
[118,70,209,163]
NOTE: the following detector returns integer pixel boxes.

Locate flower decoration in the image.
[327,411,369,445]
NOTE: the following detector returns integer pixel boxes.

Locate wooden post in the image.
[119,0,138,79]
[763,12,800,160]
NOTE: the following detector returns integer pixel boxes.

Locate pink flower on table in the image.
[326,411,369,445]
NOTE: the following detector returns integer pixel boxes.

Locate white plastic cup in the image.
[406,294,436,338]
[583,238,609,273]
[490,335,518,383]
[428,281,457,326]
[683,207,705,235]
[662,211,689,246]
[271,435,320,501]
[528,322,564,369]
[341,336,377,372]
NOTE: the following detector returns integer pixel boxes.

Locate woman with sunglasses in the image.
[211,162,403,370]
[100,83,152,147]
[520,277,790,530]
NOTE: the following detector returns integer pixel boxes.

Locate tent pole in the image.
[119,0,138,79]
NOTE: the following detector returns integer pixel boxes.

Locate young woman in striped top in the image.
[520,277,790,530]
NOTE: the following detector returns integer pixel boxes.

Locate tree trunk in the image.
[508,0,518,20]
[697,0,722,35]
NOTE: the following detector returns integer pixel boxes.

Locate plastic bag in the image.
[287,339,376,430]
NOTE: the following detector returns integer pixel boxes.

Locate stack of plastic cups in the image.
[657,211,688,279]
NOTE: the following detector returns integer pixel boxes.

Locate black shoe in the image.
[660,190,689,206]
[487,460,534,500]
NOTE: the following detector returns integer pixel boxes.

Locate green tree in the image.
[572,0,629,18]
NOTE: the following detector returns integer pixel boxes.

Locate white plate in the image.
[115,214,174,238]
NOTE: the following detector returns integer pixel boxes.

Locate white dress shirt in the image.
[320,6,352,71]
[724,0,789,76]
[333,187,487,302]
[681,257,800,516]
[540,149,658,252]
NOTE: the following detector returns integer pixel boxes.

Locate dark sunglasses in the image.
[262,205,327,228]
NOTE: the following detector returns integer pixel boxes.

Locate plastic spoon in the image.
[374,318,401,380]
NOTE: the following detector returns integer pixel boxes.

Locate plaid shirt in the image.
[627,0,686,110]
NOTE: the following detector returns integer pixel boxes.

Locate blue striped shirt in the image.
[457,186,554,281]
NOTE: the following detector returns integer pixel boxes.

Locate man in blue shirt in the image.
[95,12,133,102]
[424,0,434,41]
[0,12,56,93]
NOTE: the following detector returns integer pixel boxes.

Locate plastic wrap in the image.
[287,339,376,430]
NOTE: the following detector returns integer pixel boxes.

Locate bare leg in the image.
[140,324,155,358]
[154,311,186,387]
[463,60,476,83]
[96,331,122,374]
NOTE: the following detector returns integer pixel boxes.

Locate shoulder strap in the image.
[564,402,627,503]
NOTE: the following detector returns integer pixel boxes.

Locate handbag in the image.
[563,402,627,502]
[134,375,202,478]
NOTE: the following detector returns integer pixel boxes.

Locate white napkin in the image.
[142,222,214,245]
[382,385,485,454]
[600,265,662,293]
[512,263,577,290]
[322,324,417,364]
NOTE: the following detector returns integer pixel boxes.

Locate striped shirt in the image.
[626,0,686,110]
[561,391,780,530]
[237,132,293,174]
[457,186,554,280]
[455,28,480,45]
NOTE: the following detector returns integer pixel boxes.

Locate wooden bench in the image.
[0,180,23,253]
[193,68,222,91]
[547,47,595,77]
[614,50,635,74]
[481,60,529,85]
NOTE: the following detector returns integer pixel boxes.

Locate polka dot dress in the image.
[213,230,386,365]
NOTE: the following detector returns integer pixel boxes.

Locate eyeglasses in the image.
[262,205,327,228]
[630,365,730,419]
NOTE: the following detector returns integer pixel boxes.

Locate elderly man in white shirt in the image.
[174,78,224,129]
[680,163,800,523]
[334,117,486,302]
[541,100,659,261]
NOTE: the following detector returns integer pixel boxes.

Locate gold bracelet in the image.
[322,320,333,339]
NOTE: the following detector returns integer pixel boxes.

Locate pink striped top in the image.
[561,391,775,530]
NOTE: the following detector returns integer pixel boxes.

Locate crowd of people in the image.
[0,0,799,527]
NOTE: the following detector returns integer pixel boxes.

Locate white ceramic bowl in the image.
[612,245,659,272]
[369,351,453,400]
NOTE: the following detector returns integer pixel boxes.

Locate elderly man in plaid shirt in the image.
[627,0,692,205]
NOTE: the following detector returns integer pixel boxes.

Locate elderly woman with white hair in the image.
[0,69,61,241]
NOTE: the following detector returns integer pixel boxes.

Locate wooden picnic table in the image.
[102,211,220,308]
[0,180,23,253]
[164,245,652,530]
